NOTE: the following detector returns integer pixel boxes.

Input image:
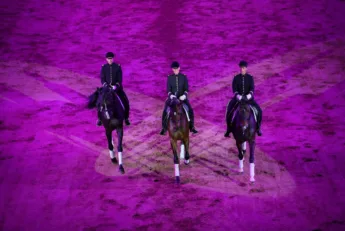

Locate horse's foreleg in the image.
[249,139,256,183]
[106,130,117,163]
[116,127,125,174]
[180,142,185,159]
[236,141,244,173]
[183,138,190,165]
[170,139,180,183]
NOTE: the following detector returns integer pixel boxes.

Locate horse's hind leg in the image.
[106,129,117,164]
[249,139,256,183]
[170,138,180,183]
[236,141,244,173]
[116,127,125,174]
[183,138,190,165]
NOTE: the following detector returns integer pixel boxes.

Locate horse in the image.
[87,85,126,174]
[167,97,191,183]
[230,99,257,183]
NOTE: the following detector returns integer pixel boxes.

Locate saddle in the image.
[231,104,258,123]
[166,103,190,122]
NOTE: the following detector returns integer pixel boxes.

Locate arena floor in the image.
[1,0,345,230]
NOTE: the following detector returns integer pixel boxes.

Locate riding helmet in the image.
[171,61,180,68]
[105,52,115,58]
[239,60,248,67]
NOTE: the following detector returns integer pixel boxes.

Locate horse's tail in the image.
[87,89,99,109]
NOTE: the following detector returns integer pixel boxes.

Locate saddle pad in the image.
[231,106,257,123]
[166,104,190,122]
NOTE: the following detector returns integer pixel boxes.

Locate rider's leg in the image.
[117,90,130,125]
[252,101,262,136]
[225,98,236,137]
[184,100,198,134]
[160,100,169,135]
[97,110,102,126]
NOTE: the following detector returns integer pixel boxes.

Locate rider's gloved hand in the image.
[112,85,117,91]
[246,94,252,100]
[179,95,186,101]
[170,94,177,100]
[236,94,242,101]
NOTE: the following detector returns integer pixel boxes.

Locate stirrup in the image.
[190,127,198,134]
[160,128,167,135]
[257,129,262,136]
[96,119,102,126]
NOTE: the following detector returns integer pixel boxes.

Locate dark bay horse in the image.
[87,85,125,174]
[167,97,190,183]
[230,99,257,183]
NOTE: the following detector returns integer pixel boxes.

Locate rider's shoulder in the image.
[247,73,254,78]
[179,73,187,78]
[113,62,121,67]
[234,74,241,78]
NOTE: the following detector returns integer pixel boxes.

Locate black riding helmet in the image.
[171,61,180,69]
[239,60,248,67]
[105,52,115,58]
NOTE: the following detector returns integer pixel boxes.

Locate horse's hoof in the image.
[175,176,180,184]
[250,178,255,184]
[111,157,118,164]
[239,169,244,174]
[119,165,125,174]
[184,159,190,165]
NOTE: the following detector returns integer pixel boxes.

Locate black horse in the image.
[229,99,257,183]
[87,85,125,174]
[167,97,191,183]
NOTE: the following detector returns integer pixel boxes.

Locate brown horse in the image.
[230,99,257,183]
[87,85,125,174]
[167,97,190,183]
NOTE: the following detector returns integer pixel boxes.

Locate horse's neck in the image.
[170,105,185,123]
[235,111,255,126]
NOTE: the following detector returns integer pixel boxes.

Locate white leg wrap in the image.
[180,144,185,159]
[118,152,123,165]
[109,150,115,159]
[250,163,255,182]
[239,159,244,172]
[174,164,180,177]
[242,142,246,151]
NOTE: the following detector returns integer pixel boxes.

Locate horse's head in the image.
[168,97,183,120]
[98,85,115,108]
[238,101,252,131]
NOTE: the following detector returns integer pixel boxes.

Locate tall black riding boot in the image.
[160,110,168,135]
[96,111,102,126]
[224,111,232,137]
[224,123,232,137]
[257,119,262,136]
[189,108,198,134]
[256,111,262,136]
[120,91,130,126]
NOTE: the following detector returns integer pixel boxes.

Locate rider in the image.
[97,52,131,126]
[224,60,262,137]
[159,61,198,135]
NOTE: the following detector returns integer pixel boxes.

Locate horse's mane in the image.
[87,86,125,120]
[87,88,99,109]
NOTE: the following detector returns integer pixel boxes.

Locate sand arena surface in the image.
[1,0,345,230]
